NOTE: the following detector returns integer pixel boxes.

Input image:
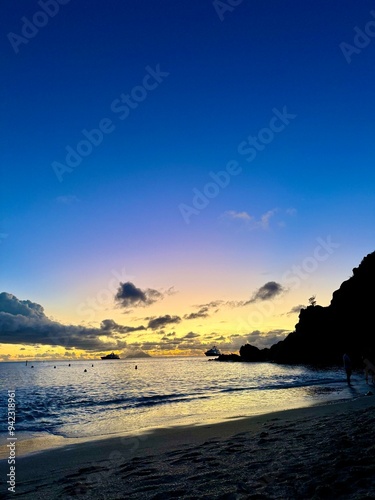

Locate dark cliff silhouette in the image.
[220,251,375,366]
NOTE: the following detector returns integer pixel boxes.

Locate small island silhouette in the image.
[125,350,152,359]
[218,251,375,367]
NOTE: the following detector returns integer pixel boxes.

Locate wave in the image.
[218,377,345,394]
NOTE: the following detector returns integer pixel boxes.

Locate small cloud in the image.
[259,209,278,229]
[223,210,253,221]
[115,282,163,308]
[183,332,200,339]
[184,307,209,320]
[286,305,305,315]
[100,319,145,333]
[147,315,181,330]
[245,281,284,304]
[220,209,278,230]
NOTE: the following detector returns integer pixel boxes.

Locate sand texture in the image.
[1,396,375,499]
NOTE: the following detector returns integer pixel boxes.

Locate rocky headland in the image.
[218,251,375,367]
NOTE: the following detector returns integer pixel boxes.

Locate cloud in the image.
[115,282,163,308]
[259,209,278,229]
[286,305,305,315]
[100,319,146,333]
[286,207,297,216]
[184,307,209,320]
[0,292,144,351]
[220,329,289,351]
[244,281,284,304]
[193,300,224,313]
[0,293,45,318]
[224,210,253,221]
[220,209,278,230]
[190,282,285,314]
[183,331,200,339]
[147,315,181,330]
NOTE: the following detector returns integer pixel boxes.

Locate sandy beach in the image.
[1,394,375,499]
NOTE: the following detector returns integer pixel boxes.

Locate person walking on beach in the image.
[343,353,352,385]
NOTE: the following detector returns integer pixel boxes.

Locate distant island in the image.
[218,251,375,367]
[125,351,152,359]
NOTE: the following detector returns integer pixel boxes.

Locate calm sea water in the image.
[0,357,364,447]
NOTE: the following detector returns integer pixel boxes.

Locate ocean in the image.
[0,357,365,455]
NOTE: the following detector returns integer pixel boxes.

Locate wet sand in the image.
[1,395,375,499]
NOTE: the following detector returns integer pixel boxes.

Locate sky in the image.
[1,0,375,360]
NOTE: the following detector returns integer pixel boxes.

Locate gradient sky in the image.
[1,0,375,360]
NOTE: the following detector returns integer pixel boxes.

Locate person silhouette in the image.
[343,353,352,385]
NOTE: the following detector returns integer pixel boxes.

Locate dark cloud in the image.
[115,282,163,308]
[184,307,209,320]
[147,315,181,330]
[183,332,200,339]
[196,300,224,310]
[244,281,284,304]
[0,293,45,318]
[0,292,143,351]
[100,319,145,333]
[192,285,285,312]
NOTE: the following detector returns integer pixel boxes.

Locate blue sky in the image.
[1,0,375,359]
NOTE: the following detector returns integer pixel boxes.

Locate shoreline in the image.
[2,394,375,498]
[1,372,371,462]
[0,382,367,462]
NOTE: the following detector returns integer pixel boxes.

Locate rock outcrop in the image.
[236,251,375,366]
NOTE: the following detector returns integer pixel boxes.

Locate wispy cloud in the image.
[286,207,297,216]
[184,306,210,320]
[220,208,278,230]
[286,304,305,315]
[224,210,253,221]
[221,207,298,230]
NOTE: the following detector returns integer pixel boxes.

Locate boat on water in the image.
[204,346,221,356]
[101,352,120,360]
